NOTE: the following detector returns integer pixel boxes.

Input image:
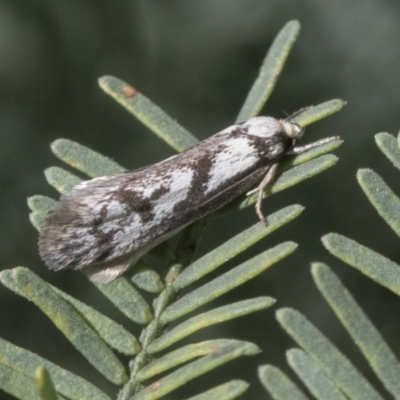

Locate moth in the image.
[39,115,339,283]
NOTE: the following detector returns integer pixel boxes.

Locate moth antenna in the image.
[283,106,311,122]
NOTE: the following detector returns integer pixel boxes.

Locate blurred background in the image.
[1,1,400,398]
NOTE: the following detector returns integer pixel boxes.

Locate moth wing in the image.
[39,122,273,281]
[82,252,143,284]
[39,162,196,276]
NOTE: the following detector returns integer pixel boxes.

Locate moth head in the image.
[240,117,304,140]
[280,120,304,139]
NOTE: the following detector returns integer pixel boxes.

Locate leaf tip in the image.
[356,168,375,187]
[321,232,332,246]
[43,167,52,179]
[0,268,10,282]
[275,307,293,323]
[27,196,36,210]
[286,19,301,31]
[374,131,388,142]
[310,261,327,277]
[330,99,347,111]
[50,138,66,156]
[285,347,302,359]
[356,167,371,178]
[321,232,341,250]
[98,75,113,88]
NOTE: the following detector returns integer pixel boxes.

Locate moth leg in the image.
[255,163,279,225]
[246,187,258,196]
[287,136,340,155]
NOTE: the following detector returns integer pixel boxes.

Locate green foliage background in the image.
[1,1,400,399]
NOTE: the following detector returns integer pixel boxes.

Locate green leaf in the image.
[322,233,400,297]
[162,242,296,323]
[51,139,126,178]
[148,297,273,354]
[258,365,310,400]
[93,277,153,324]
[99,76,198,152]
[29,212,48,231]
[375,132,400,172]
[293,99,346,128]
[137,339,252,382]
[175,204,304,289]
[235,20,300,123]
[276,308,382,400]
[44,167,82,195]
[312,262,400,398]
[270,155,338,195]
[0,363,41,400]
[238,155,338,212]
[185,380,249,400]
[27,195,58,231]
[286,348,347,400]
[357,168,400,238]
[0,268,128,385]
[133,342,259,400]
[0,337,111,400]
[36,366,59,400]
[51,286,141,355]
[129,265,165,293]
[28,195,58,213]
[290,139,343,166]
